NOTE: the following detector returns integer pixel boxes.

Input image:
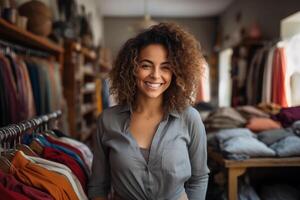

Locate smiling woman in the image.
[88,22,209,200]
[135,44,173,100]
[110,22,204,113]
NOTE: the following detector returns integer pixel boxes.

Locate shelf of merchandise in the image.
[0,18,63,64]
[63,40,97,139]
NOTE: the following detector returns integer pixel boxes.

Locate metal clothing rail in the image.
[0,38,50,58]
[0,110,62,140]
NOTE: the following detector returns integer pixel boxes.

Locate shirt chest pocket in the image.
[161,144,191,176]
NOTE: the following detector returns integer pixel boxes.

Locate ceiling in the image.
[98,0,235,17]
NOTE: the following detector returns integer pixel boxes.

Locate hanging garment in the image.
[0,170,53,200]
[36,163,87,200]
[10,151,75,200]
[0,59,10,126]
[246,47,262,105]
[47,60,60,111]
[16,57,36,118]
[271,47,288,107]
[26,60,42,115]
[0,183,30,200]
[53,62,63,109]
[25,154,86,200]
[253,48,269,104]
[6,54,28,121]
[246,46,270,105]
[59,137,93,171]
[195,62,211,103]
[0,54,18,123]
[42,146,87,191]
[44,135,89,173]
[35,59,49,114]
[32,135,89,176]
[262,47,275,103]
[25,58,63,115]
[34,58,52,114]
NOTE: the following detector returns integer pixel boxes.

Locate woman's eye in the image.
[140,64,150,69]
[161,65,171,70]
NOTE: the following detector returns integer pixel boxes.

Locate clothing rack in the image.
[0,38,50,58]
[0,110,62,141]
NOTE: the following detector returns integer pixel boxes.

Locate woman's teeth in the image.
[145,82,162,89]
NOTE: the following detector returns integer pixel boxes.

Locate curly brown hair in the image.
[109,22,205,113]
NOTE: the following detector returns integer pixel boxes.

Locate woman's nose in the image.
[150,67,160,78]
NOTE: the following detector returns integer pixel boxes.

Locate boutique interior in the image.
[0,0,300,199]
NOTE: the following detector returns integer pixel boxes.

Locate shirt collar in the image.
[118,104,132,113]
[118,104,180,118]
[169,110,180,118]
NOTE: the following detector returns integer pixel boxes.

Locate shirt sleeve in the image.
[185,108,210,200]
[88,115,111,198]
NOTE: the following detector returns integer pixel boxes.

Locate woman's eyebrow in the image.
[139,59,153,64]
[139,59,170,65]
[161,61,170,65]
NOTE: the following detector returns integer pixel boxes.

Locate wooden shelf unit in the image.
[0,18,63,65]
[63,40,98,139]
[83,88,95,95]
[81,104,96,116]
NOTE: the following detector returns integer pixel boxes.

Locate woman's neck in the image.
[134,96,164,117]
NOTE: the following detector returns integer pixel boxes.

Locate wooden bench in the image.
[208,147,300,200]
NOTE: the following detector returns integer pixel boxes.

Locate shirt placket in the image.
[146,119,168,199]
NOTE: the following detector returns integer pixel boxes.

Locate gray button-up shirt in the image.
[88,104,209,200]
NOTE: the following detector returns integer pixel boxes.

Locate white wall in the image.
[220,0,300,48]
[281,11,300,40]
[103,17,217,60]
[76,0,103,45]
[218,48,233,107]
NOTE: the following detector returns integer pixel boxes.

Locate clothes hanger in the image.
[11,120,44,156]
[29,139,44,156]
[3,126,18,162]
[28,119,38,138]
[27,118,45,155]
[0,129,13,173]
[39,115,58,138]
[34,118,44,136]
[15,123,39,157]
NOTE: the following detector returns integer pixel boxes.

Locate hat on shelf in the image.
[18,0,52,37]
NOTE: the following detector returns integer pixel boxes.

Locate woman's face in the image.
[135,44,173,100]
